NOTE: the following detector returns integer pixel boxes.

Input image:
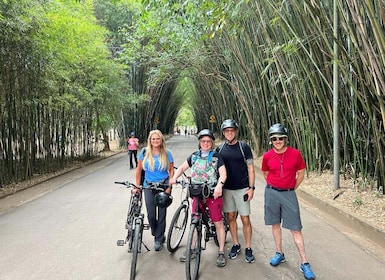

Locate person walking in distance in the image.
[135,130,174,251]
[127,132,139,169]
[217,119,256,263]
[170,129,227,267]
[261,123,315,280]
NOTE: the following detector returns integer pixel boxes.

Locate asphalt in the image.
[1,137,385,254]
[1,135,385,279]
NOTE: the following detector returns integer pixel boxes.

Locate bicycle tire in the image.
[167,203,189,252]
[130,222,141,280]
[185,222,201,280]
[213,211,228,247]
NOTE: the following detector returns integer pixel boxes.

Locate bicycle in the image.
[115,181,169,280]
[166,171,191,252]
[185,182,228,280]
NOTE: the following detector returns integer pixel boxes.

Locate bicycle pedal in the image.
[117,240,125,246]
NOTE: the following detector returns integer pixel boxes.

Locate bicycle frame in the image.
[115,181,151,280]
[191,193,218,248]
[185,183,222,280]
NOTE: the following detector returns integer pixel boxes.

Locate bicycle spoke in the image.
[130,223,141,280]
[167,203,189,252]
[186,222,201,280]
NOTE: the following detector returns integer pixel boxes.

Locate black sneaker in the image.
[245,248,255,263]
[228,244,241,259]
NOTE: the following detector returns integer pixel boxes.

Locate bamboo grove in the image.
[1,0,384,192]
[190,0,385,191]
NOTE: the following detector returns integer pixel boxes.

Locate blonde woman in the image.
[135,130,174,251]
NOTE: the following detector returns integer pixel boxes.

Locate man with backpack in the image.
[216,119,256,264]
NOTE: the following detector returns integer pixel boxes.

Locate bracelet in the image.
[249,186,255,190]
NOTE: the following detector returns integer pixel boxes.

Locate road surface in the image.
[0,135,384,279]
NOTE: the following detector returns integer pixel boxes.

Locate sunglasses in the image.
[271,137,285,142]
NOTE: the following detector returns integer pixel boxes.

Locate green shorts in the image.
[223,188,250,216]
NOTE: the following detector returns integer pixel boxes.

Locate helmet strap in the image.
[227,138,237,145]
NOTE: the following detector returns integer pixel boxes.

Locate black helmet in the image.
[198,129,215,140]
[221,119,239,131]
[268,123,288,137]
[154,192,173,208]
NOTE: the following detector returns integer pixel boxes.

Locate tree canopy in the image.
[1,0,384,192]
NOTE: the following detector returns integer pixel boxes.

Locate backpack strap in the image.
[217,142,246,163]
[191,150,214,165]
[238,141,246,164]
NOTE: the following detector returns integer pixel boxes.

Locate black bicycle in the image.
[115,181,168,280]
[185,183,228,280]
[166,171,191,252]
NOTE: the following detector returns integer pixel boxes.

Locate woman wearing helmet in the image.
[135,130,174,251]
[261,123,315,280]
[169,129,227,267]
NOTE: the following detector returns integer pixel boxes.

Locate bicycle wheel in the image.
[213,212,228,247]
[223,212,229,242]
[167,203,189,252]
[130,222,141,280]
[185,222,201,280]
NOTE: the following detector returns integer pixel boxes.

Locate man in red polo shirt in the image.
[261,123,315,280]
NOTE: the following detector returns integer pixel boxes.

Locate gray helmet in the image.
[220,119,239,131]
[154,192,173,208]
[268,123,288,137]
[198,129,215,140]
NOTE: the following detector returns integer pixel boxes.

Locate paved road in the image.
[1,135,385,280]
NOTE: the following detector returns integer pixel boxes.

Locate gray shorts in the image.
[223,188,250,216]
[264,186,302,231]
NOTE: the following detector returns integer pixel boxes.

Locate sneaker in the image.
[179,250,196,262]
[154,241,162,251]
[228,244,241,259]
[300,263,315,280]
[269,252,285,266]
[245,248,255,263]
[216,252,226,267]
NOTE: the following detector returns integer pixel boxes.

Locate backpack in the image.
[216,141,247,163]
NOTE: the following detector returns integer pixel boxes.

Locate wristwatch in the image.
[249,186,255,190]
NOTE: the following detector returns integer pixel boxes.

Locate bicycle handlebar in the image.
[114,181,138,189]
[115,181,168,192]
[146,182,169,192]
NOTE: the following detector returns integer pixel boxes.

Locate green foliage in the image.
[2,0,385,195]
[352,196,364,208]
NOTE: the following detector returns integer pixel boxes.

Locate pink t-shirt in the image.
[261,146,306,189]
[127,137,139,151]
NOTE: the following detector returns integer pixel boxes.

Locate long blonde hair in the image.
[143,130,169,171]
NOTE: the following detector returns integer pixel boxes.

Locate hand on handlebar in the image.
[131,185,141,194]
[169,177,176,185]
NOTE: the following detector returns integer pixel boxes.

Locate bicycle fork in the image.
[117,214,151,253]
